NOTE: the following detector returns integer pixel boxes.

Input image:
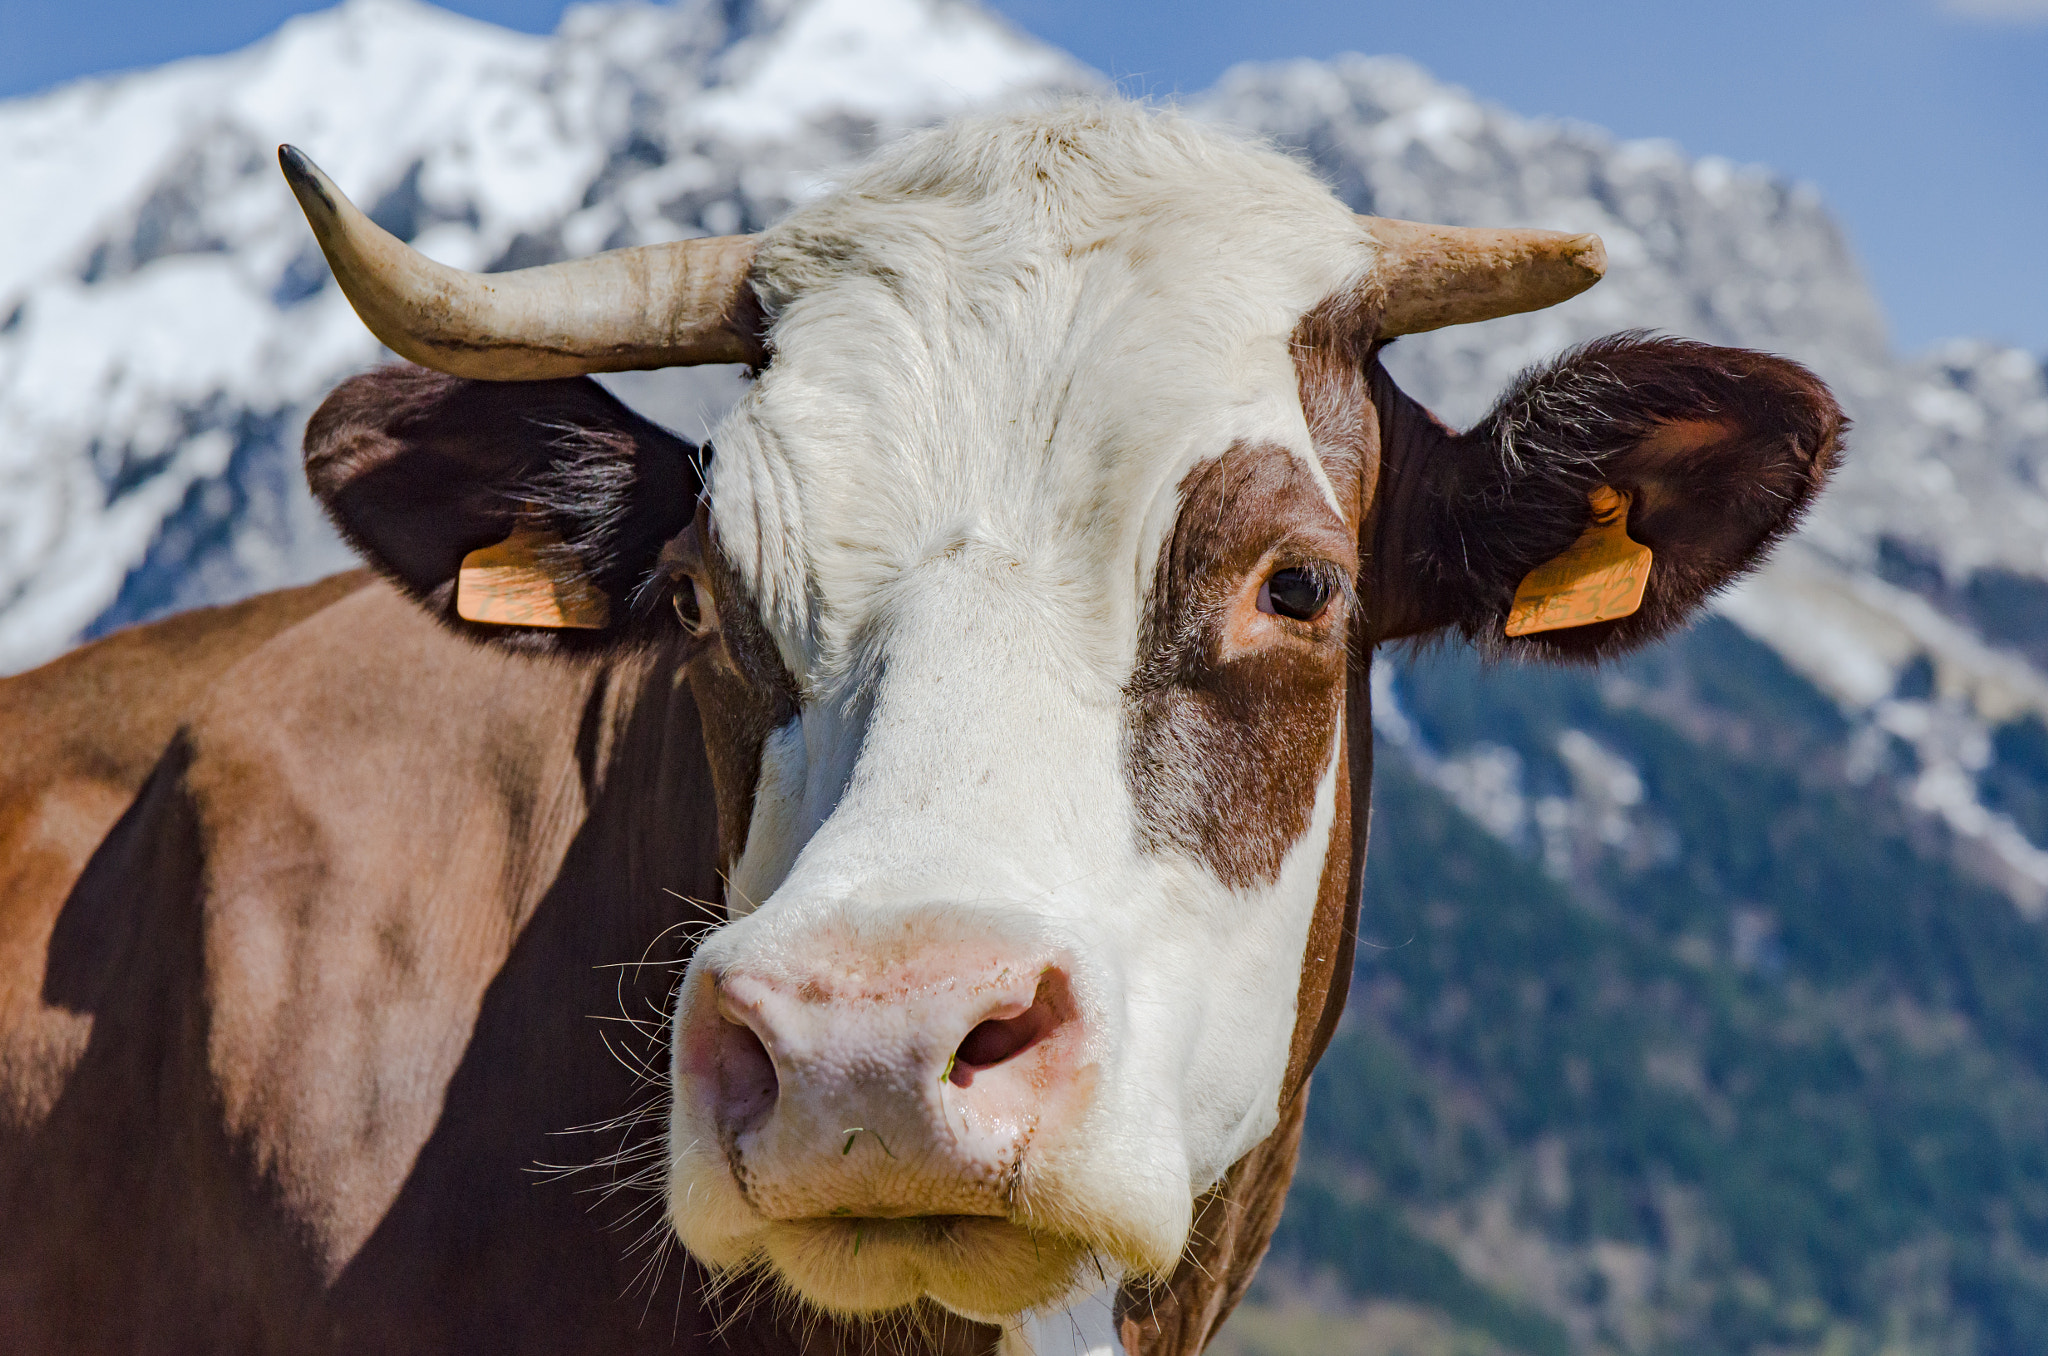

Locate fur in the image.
[276,100,1842,1349]
[672,103,1374,1317]
[304,366,703,651]
[1371,332,1845,658]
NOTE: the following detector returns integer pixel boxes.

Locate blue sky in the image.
[2,0,2043,355]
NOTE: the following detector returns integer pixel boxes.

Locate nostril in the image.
[950,969,1071,1086]
[713,1011,778,1134]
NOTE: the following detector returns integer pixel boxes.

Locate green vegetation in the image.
[1275,1179,1571,1356]
[1268,622,2048,1354]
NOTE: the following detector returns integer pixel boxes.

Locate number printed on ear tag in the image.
[1505,485,1652,637]
[456,526,611,630]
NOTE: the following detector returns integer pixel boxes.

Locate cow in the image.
[0,102,1841,1354]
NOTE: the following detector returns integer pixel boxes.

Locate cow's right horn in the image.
[1364,217,1606,336]
[279,146,763,379]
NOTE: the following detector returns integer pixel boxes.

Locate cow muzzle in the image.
[669,922,1103,1315]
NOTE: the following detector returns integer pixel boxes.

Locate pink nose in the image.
[678,947,1085,1221]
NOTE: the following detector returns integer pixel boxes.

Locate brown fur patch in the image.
[1282,292,1381,1097]
[1125,441,1357,888]
[0,575,969,1354]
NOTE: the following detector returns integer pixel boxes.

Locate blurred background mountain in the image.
[4,1,2048,1352]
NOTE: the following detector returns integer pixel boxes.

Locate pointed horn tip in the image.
[277,144,313,185]
[277,144,342,219]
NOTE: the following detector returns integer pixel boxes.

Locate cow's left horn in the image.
[1364,217,1606,336]
[279,146,762,378]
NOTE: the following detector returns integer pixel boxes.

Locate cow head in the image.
[288,104,1841,1342]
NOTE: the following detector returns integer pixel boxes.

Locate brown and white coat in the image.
[0,101,1841,1354]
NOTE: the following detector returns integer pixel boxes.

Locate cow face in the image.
[654,117,1380,1320]
[296,104,1841,1331]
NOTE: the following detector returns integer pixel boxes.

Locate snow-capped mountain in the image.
[1199,54,2048,913]
[0,0,1084,669]
[6,0,2042,719]
[12,3,2048,1350]
[7,0,2046,926]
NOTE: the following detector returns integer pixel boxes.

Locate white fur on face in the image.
[667,103,1369,1321]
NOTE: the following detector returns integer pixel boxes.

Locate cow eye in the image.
[672,578,715,637]
[1259,566,1332,621]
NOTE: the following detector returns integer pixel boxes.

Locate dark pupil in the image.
[672,584,701,631]
[1266,567,1329,620]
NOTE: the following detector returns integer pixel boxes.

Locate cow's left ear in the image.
[1367,332,1845,658]
[303,363,701,652]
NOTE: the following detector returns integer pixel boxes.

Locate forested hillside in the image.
[4,2,2047,1352]
[1234,627,2048,1354]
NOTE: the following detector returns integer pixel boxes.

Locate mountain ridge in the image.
[7,4,2048,1352]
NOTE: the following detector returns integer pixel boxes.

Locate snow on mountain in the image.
[5,0,2048,903]
[1192,54,2048,910]
[16,6,2048,1346]
[1196,54,1893,415]
[0,0,1084,671]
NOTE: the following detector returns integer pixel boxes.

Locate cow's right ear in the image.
[303,363,702,651]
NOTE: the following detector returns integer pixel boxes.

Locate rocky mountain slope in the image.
[0,0,1085,668]
[6,2,2048,1353]
[1206,53,2048,1356]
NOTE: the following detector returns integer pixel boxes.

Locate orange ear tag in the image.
[455,526,610,630]
[1504,485,1652,637]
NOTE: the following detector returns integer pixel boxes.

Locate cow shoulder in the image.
[3,577,730,1349]
[170,579,730,1346]
[0,572,374,1138]
[175,583,597,1261]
